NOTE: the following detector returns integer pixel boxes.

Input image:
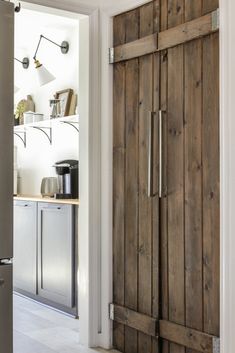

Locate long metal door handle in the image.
[159,110,163,199]
[148,112,155,198]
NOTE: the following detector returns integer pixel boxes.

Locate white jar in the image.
[23,111,34,124]
[33,113,44,122]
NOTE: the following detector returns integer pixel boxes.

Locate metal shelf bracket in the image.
[60,121,79,133]
[14,131,27,148]
[30,126,52,144]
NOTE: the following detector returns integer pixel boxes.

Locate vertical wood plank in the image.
[152,3,160,352]
[124,8,139,353]
[167,45,185,353]
[138,2,154,353]
[160,2,169,353]
[167,1,185,353]
[113,13,126,352]
[202,32,220,337]
[202,0,219,14]
[184,39,203,353]
[184,3,203,353]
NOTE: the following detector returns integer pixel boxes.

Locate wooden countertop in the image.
[14,195,79,206]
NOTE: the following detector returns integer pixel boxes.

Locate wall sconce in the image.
[14,57,30,69]
[33,35,69,86]
[14,57,30,93]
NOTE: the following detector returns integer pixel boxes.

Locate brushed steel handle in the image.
[148,112,155,198]
[159,110,163,199]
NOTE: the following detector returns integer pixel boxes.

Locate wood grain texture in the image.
[124,8,139,353]
[159,320,219,353]
[112,33,157,63]
[158,13,216,51]
[113,13,126,352]
[184,39,203,353]
[112,304,158,337]
[184,5,203,353]
[202,32,220,336]
[138,3,154,353]
[202,0,219,15]
[167,2,185,353]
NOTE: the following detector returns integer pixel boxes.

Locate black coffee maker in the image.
[53,160,79,199]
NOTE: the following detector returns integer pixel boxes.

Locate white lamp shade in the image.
[14,85,20,93]
[36,64,55,86]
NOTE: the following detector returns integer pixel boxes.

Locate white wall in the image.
[14,8,79,118]
[15,123,79,195]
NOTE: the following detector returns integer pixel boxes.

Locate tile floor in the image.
[13,294,117,353]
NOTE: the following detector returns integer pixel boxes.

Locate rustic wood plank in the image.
[113,13,126,352]
[111,304,158,337]
[138,3,154,353]
[167,46,185,353]
[167,2,185,353]
[152,3,160,353]
[160,2,169,353]
[159,320,219,353]
[184,39,203,353]
[202,32,220,336]
[184,4,203,353]
[124,8,139,353]
[167,0,184,28]
[185,0,202,20]
[112,33,157,63]
[203,0,219,15]
[158,13,218,51]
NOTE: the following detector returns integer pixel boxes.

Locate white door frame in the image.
[18,0,231,351]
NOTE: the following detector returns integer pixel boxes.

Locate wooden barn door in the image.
[112,1,220,353]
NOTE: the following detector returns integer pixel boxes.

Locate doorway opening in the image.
[13,3,86,352]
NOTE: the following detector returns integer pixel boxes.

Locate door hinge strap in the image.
[212,9,220,31]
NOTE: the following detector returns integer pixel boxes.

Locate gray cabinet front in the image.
[13,201,37,294]
[38,203,74,308]
[0,264,13,353]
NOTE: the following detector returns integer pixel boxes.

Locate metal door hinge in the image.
[109,303,114,320]
[213,337,220,353]
[212,8,219,31]
[109,47,114,64]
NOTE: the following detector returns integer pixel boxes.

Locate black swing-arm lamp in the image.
[33,35,69,63]
[33,35,69,86]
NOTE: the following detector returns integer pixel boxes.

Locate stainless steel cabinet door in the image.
[0,2,14,260]
[38,203,74,307]
[0,265,12,353]
[13,201,37,294]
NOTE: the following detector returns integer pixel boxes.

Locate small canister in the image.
[23,111,34,124]
[33,113,44,122]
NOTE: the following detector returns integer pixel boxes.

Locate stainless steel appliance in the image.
[53,160,78,199]
[0,2,14,353]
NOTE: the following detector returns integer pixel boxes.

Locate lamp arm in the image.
[33,35,66,61]
[14,58,23,64]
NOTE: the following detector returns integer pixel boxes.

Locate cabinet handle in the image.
[159,110,163,199]
[148,111,156,198]
[0,278,5,287]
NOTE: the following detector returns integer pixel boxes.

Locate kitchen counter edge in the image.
[14,195,79,206]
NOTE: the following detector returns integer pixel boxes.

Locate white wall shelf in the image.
[14,115,79,147]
